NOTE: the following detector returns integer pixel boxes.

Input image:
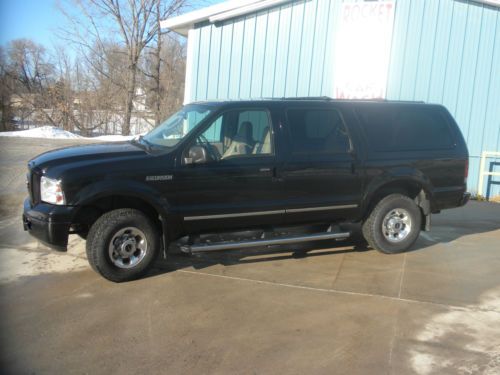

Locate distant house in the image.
[161,0,500,197]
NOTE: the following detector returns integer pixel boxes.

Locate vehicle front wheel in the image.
[362,194,421,254]
[86,208,159,282]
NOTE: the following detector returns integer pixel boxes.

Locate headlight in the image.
[40,176,66,205]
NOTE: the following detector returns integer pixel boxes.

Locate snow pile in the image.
[0,126,137,141]
[0,126,83,139]
[93,134,135,141]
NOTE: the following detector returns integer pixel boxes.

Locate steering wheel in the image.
[197,134,221,161]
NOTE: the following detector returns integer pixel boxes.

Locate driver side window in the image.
[193,109,273,162]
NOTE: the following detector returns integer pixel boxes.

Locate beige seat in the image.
[222,121,255,158]
[253,127,271,154]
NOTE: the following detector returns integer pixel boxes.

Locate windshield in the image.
[142,104,214,148]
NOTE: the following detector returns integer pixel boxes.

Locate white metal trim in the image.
[477,151,500,197]
[471,0,500,7]
[209,0,290,22]
[160,0,264,35]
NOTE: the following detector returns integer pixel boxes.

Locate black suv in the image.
[23,98,470,282]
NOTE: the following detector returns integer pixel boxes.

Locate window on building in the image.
[287,109,351,154]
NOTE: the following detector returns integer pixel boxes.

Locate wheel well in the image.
[71,195,162,234]
[364,180,430,221]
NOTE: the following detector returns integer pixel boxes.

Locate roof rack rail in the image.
[279,96,333,101]
[274,97,426,103]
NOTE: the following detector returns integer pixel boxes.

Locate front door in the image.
[280,104,364,224]
[173,107,285,232]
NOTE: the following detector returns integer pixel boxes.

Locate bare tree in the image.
[0,47,13,131]
[2,39,61,128]
[59,0,187,135]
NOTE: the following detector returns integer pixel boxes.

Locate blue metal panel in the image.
[284,0,306,97]
[250,10,269,97]
[206,24,222,100]
[196,25,211,100]
[411,0,440,100]
[426,0,456,103]
[239,14,257,98]
[228,17,245,98]
[295,0,319,96]
[188,28,201,102]
[261,7,281,97]
[387,0,500,196]
[308,0,332,96]
[272,2,293,97]
[217,22,233,98]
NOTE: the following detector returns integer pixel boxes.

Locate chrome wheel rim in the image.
[108,227,148,269]
[382,208,412,243]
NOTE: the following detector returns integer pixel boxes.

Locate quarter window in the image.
[356,106,455,151]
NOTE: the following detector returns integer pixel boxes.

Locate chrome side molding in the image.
[184,204,358,221]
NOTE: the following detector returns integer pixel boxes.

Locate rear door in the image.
[280,103,364,224]
[173,106,285,232]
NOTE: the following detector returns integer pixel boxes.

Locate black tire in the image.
[86,208,159,282]
[362,194,421,254]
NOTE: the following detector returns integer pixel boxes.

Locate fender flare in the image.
[70,180,172,253]
[361,168,434,218]
[72,180,171,215]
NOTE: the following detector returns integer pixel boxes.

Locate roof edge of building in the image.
[160,0,290,36]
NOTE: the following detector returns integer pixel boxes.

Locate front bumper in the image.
[22,198,75,251]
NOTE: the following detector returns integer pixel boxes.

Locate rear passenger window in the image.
[357,106,455,151]
[287,109,351,154]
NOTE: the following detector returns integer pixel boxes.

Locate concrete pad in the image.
[1,138,500,374]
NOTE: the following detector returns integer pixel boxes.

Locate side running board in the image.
[181,230,351,254]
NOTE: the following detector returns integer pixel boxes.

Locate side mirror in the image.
[185,145,208,165]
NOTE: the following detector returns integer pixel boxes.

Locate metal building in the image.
[162,0,500,198]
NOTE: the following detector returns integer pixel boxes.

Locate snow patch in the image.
[0,126,137,141]
[93,134,135,141]
[0,126,82,139]
[410,288,500,375]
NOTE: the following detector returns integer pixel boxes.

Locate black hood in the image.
[28,141,148,174]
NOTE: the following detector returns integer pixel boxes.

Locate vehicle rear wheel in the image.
[362,194,421,254]
[86,208,159,282]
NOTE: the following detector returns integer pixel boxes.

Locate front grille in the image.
[28,169,41,205]
[27,170,33,204]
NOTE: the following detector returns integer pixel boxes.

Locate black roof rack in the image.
[279,96,333,101]
[277,97,426,104]
[194,97,426,104]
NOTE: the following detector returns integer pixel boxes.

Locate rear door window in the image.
[286,108,351,155]
[356,105,455,152]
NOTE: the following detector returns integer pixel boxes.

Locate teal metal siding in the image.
[188,0,342,101]
[386,0,500,197]
[187,0,500,196]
